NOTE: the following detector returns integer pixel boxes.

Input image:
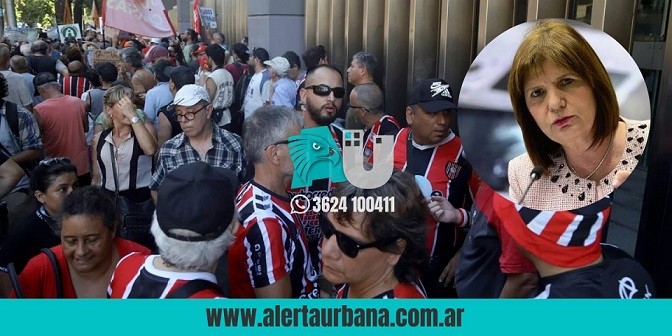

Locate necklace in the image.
[565,135,614,180]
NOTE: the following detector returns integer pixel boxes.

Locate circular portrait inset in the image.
[459,19,650,211]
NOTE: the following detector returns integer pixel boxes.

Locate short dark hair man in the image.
[289,64,345,275]
[392,78,480,298]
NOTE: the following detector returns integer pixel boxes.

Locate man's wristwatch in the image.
[130,116,140,124]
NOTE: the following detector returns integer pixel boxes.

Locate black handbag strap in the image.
[8,248,63,298]
[166,279,223,298]
[7,262,24,298]
[40,247,63,298]
[109,143,119,197]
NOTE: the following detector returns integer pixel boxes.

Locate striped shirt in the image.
[363,115,400,164]
[59,75,91,99]
[392,127,480,259]
[108,253,223,298]
[150,124,245,190]
[228,181,319,298]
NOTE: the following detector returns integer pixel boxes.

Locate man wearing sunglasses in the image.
[228,106,318,298]
[150,85,246,201]
[348,83,400,165]
[392,78,481,298]
[290,64,346,275]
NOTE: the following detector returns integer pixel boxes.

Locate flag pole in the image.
[100,0,106,47]
[101,17,105,47]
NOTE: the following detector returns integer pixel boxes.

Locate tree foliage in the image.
[16,0,56,28]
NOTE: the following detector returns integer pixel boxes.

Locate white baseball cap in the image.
[150,37,161,44]
[172,84,211,107]
[263,56,290,75]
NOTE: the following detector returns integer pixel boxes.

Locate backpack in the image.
[0,101,41,176]
[228,63,252,135]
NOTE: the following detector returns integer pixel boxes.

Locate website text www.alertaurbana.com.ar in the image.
[206,305,464,328]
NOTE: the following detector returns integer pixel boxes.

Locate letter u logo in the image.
[342,130,394,189]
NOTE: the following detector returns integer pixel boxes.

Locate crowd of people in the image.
[0,19,656,299]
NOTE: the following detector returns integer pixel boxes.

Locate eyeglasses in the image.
[319,213,397,258]
[305,84,346,98]
[175,104,208,122]
[264,139,296,150]
[346,104,370,113]
[39,157,71,166]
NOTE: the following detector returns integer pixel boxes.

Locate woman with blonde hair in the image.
[91,85,157,248]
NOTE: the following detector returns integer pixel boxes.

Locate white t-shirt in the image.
[207,69,234,126]
[243,69,270,119]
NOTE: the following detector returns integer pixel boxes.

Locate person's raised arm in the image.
[117,97,157,156]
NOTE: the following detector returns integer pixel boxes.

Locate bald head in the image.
[10,55,29,73]
[67,61,85,76]
[351,83,383,114]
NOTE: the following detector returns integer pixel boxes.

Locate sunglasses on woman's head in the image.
[39,157,71,166]
[318,213,397,258]
[305,84,346,98]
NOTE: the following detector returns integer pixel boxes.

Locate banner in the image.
[103,0,176,38]
[199,7,217,29]
[193,0,201,34]
[58,24,82,43]
[92,49,122,67]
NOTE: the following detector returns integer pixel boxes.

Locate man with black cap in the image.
[392,78,480,298]
[242,47,271,119]
[109,161,239,298]
[157,65,195,146]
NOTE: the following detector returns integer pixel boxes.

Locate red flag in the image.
[193,0,201,34]
[103,0,176,38]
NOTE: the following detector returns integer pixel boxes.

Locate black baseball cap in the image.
[33,72,57,87]
[246,47,269,63]
[153,59,171,82]
[408,78,457,113]
[156,162,239,242]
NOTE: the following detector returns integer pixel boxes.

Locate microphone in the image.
[518,166,544,205]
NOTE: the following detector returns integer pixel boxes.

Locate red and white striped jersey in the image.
[229,181,319,298]
[108,253,223,298]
